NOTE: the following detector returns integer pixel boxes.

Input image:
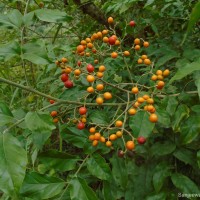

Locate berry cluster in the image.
[51,17,170,153]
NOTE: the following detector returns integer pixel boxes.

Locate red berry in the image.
[86,64,95,73]
[118,150,124,158]
[129,20,136,27]
[79,107,87,115]
[61,73,69,82]
[137,136,146,144]
[77,61,82,66]
[49,99,55,104]
[64,80,73,88]
[77,122,85,130]
[108,36,116,45]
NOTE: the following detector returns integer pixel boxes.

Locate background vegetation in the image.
[0,0,200,199]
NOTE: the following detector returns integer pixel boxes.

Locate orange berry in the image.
[97,31,102,38]
[143,41,149,47]
[74,69,81,76]
[96,97,104,105]
[128,108,137,115]
[124,51,130,56]
[61,57,68,63]
[108,17,114,24]
[77,45,85,53]
[94,132,101,140]
[149,113,158,123]
[53,118,59,123]
[134,38,140,45]
[116,131,123,138]
[144,59,151,65]
[51,111,57,117]
[141,55,148,60]
[111,52,118,58]
[157,81,165,89]
[102,29,108,35]
[92,140,98,146]
[109,134,117,141]
[137,58,143,64]
[100,136,106,143]
[115,120,123,127]
[85,38,91,43]
[89,135,95,141]
[89,127,96,133]
[94,59,98,64]
[103,37,109,43]
[131,87,139,94]
[99,65,106,72]
[96,84,104,91]
[87,42,93,49]
[163,69,170,77]
[134,45,140,51]
[137,97,145,103]
[126,141,135,150]
[106,141,112,147]
[87,86,95,93]
[143,94,150,100]
[151,75,157,81]
[157,75,164,80]
[96,72,104,78]
[146,98,154,104]
[80,40,87,45]
[147,105,155,112]
[133,101,140,108]
[115,40,120,45]
[103,92,112,100]
[85,52,90,57]
[87,75,95,82]
[156,70,163,75]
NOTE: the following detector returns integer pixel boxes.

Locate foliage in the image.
[0,0,200,200]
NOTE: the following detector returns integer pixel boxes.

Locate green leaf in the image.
[129,111,155,137]
[0,113,14,126]
[171,173,200,194]
[61,126,88,148]
[69,177,98,200]
[0,133,27,198]
[194,71,200,100]
[59,86,88,101]
[166,96,178,116]
[87,154,111,180]
[146,192,167,200]
[182,1,200,44]
[144,0,155,8]
[103,181,115,200]
[156,52,179,67]
[197,151,200,169]
[25,111,55,132]
[172,104,189,132]
[156,108,171,128]
[39,150,80,172]
[0,9,22,28]
[20,172,65,199]
[153,163,171,192]
[0,41,20,61]
[173,148,196,166]
[0,102,13,116]
[22,42,51,65]
[35,9,72,23]
[150,140,176,156]
[180,115,200,144]
[169,58,200,83]
[89,110,110,125]
[110,155,128,189]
